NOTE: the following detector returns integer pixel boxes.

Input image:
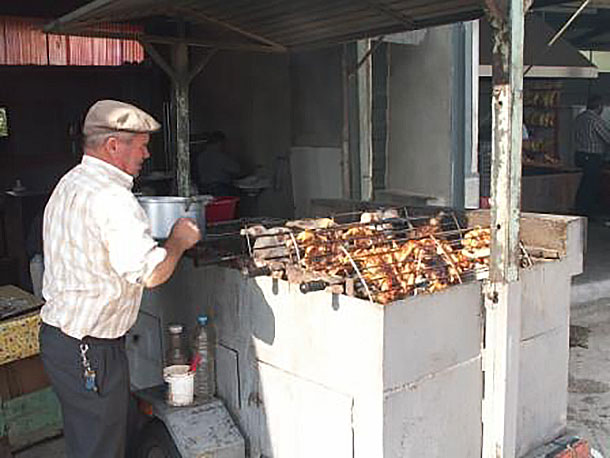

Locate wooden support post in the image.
[341,45,352,199]
[172,41,190,197]
[482,281,522,458]
[482,0,525,455]
[142,39,217,197]
[357,39,373,201]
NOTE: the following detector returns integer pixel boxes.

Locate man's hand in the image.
[168,218,201,251]
[143,218,201,288]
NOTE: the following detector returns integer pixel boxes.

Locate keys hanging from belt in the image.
[79,343,98,393]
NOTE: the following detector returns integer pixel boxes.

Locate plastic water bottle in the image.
[166,324,188,366]
[192,315,215,401]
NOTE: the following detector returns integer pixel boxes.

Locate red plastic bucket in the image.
[206,196,239,223]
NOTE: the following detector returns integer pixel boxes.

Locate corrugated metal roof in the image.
[45,0,485,51]
[0,15,144,65]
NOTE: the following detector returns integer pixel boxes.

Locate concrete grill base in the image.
[135,212,584,457]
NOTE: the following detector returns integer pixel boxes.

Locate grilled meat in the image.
[291,219,492,304]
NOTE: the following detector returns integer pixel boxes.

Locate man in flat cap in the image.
[39,100,201,458]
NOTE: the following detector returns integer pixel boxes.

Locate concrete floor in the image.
[564,221,610,456]
[13,436,65,458]
[569,298,610,456]
[12,223,610,458]
[566,221,610,456]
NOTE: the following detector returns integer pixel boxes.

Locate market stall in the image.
[44,0,569,456]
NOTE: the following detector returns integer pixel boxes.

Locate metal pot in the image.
[137,195,213,239]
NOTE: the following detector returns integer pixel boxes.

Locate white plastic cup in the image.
[163,365,194,406]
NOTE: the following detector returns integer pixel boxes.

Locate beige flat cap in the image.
[83,99,161,136]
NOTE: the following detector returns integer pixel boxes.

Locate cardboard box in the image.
[0,355,50,401]
[0,285,43,366]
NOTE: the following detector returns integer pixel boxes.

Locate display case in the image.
[523,82,562,168]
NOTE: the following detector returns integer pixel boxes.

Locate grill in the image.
[169,210,581,457]
[192,208,533,305]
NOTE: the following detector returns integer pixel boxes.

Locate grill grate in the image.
[190,208,533,305]
[240,208,497,304]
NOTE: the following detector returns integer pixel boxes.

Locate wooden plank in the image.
[467,210,575,256]
[482,0,526,455]
[171,6,286,52]
[357,39,373,201]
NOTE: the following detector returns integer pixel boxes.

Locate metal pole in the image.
[172,41,191,197]
[482,0,524,455]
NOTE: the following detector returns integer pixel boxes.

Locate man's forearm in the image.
[144,238,186,288]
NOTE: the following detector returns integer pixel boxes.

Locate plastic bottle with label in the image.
[192,315,216,401]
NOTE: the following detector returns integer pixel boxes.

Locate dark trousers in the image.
[574,152,603,216]
[39,323,130,458]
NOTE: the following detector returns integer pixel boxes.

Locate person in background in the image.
[39,100,201,458]
[192,130,242,196]
[573,94,610,218]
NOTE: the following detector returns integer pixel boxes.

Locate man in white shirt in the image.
[39,100,201,458]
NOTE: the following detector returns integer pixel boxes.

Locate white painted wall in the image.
[386,25,454,205]
[190,51,293,219]
[289,48,345,215]
[290,146,343,217]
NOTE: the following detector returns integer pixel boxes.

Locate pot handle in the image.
[184,196,195,212]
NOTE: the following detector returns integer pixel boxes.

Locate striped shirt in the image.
[41,155,166,340]
[573,109,610,155]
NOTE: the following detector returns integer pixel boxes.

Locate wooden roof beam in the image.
[573,24,610,43]
[47,26,282,52]
[357,0,417,29]
[169,5,287,52]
